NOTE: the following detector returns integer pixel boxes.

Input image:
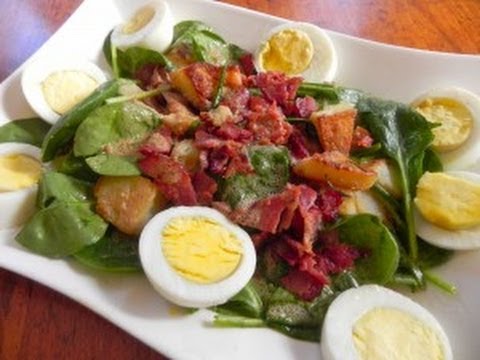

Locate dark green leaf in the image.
[37,171,92,208]
[16,202,108,257]
[42,79,122,161]
[73,101,160,157]
[0,118,51,146]
[213,281,263,318]
[86,154,140,176]
[191,30,230,65]
[74,230,142,272]
[171,21,212,44]
[335,214,399,284]
[297,83,340,103]
[55,152,99,182]
[117,47,173,76]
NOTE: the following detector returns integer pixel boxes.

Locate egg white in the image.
[321,285,452,360]
[139,206,256,308]
[415,171,480,250]
[411,86,480,171]
[111,0,174,53]
[21,58,107,124]
[0,142,42,229]
[255,22,338,82]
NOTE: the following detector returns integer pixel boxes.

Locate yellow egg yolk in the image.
[353,307,445,360]
[415,172,480,230]
[415,98,473,153]
[41,71,99,115]
[258,29,314,75]
[122,5,155,34]
[0,154,42,192]
[162,216,243,284]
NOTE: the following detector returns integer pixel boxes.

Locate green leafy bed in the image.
[0,20,455,342]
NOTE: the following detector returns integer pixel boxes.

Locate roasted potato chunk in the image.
[94,176,167,235]
[293,151,377,191]
[170,63,220,110]
[311,104,356,154]
[171,139,201,174]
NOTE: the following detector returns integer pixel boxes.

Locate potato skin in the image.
[293,151,377,191]
[94,176,167,235]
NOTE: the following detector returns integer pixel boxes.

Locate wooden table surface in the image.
[1,0,479,359]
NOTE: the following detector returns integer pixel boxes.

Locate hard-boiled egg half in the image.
[412,86,480,171]
[255,22,338,82]
[111,0,174,53]
[22,58,107,124]
[414,171,480,250]
[321,285,452,360]
[0,142,43,229]
[139,206,256,308]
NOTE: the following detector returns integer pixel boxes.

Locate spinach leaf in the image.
[37,171,92,208]
[73,101,160,157]
[335,214,399,284]
[297,83,340,103]
[74,230,142,272]
[42,79,122,162]
[0,118,51,146]
[55,152,99,182]
[86,154,140,176]
[16,202,108,258]
[417,239,454,269]
[120,47,173,76]
[168,21,231,65]
[213,281,263,318]
[355,97,434,261]
[220,145,290,208]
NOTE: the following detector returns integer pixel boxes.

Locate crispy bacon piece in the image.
[221,88,250,115]
[139,127,173,157]
[138,154,197,205]
[311,107,357,154]
[284,96,318,118]
[192,170,218,205]
[246,97,292,145]
[135,64,169,90]
[316,187,344,223]
[293,151,377,191]
[170,63,221,110]
[287,128,311,160]
[254,72,302,107]
[352,126,374,150]
[238,53,256,76]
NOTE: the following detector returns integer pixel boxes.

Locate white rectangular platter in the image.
[1,0,480,359]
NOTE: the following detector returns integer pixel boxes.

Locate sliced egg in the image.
[255,22,338,82]
[111,0,174,53]
[415,171,480,250]
[0,142,43,229]
[411,86,480,171]
[139,206,256,308]
[321,285,452,360]
[22,58,107,124]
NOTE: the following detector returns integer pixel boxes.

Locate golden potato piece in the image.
[94,176,167,235]
[310,104,356,154]
[171,139,200,174]
[293,151,377,191]
[170,63,220,110]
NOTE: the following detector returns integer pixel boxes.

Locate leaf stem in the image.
[111,44,120,79]
[213,315,265,328]
[423,270,457,295]
[106,86,168,104]
[398,161,418,261]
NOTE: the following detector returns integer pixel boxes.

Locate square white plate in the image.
[1,0,480,359]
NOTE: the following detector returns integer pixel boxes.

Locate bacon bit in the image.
[287,128,311,160]
[251,232,272,249]
[352,126,374,150]
[135,64,169,90]
[238,53,256,76]
[316,187,344,223]
[221,88,250,115]
[246,96,292,145]
[254,72,302,107]
[284,96,318,118]
[138,154,197,206]
[192,170,218,206]
[163,91,194,115]
[224,149,253,178]
[139,127,173,157]
[215,122,253,142]
[321,242,360,274]
[281,268,327,301]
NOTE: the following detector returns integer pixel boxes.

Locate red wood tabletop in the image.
[0,0,479,359]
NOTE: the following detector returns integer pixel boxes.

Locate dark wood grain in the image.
[0,1,479,359]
